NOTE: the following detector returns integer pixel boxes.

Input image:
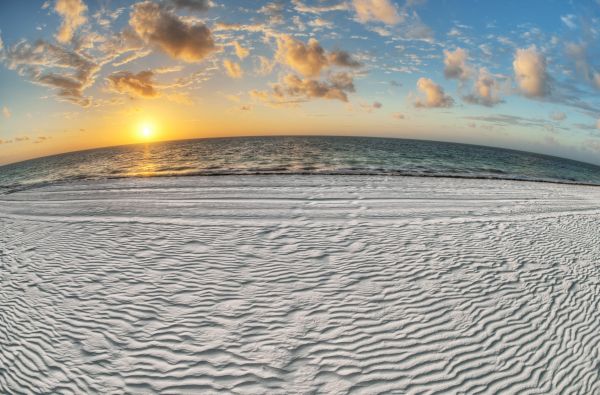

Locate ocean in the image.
[2,136,600,193]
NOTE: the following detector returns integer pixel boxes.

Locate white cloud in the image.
[463,68,505,107]
[414,77,454,108]
[293,0,349,14]
[352,0,402,25]
[513,46,549,98]
[443,48,471,80]
[550,111,566,121]
[259,2,285,25]
[565,42,600,90]
[560,14,576,29]
[2,106,11,119]
[309,18,333,29]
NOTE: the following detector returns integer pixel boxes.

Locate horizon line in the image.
[2,134,600,170]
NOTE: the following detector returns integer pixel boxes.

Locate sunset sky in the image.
[1,0,600,165]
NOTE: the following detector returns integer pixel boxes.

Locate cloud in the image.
[443,48,470,80]
[462,68,505,107]
[414,77,454,108]
[165,0,211,12]
[232,41,249,59]
[442,45,506,112]
[465,114,561,131]
[2,106,10,119]
[309,18,334,29]
[293,0,349,14]
[392,112,405,119]
[99,28,148,67]
[254,72,356,104]
[34,136,51,144]
[255,55,275,75]
[213,22,268,33]
[107,70,158,98]
[276,72,354,102]
[92,5,125,29]
[276,35,327,77]
[359,101,382,112]
[4,40,97,106]
[155,65,183,74]
[597,119,600,130]
[403,21,434,42]
[583,138,600,153]
[565,42,600,90]
[105,69,195,104]
[352,0,402,25]
[55,0,88,43]
[573,122,599,131]
[560,14,576,29]
[275,35,361,77]
[259,2,285,25]
[550,111,566,121]
[130,1,217,63]
[328,50,362,68]
[223,59,243,78]
[292,15,307,31]
[513,46,549,98]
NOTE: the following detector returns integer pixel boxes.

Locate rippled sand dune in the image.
[1,176,600,394]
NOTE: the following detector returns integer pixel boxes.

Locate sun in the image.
[138,122,155,140]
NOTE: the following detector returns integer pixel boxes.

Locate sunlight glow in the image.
[139,122,155,140]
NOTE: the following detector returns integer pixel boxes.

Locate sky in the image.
[1,0,600,165]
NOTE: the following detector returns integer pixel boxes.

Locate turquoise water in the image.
[2,136,600,193]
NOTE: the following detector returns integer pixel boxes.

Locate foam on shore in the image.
[1,175,600,394]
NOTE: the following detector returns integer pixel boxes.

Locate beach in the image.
[1,175,599,394]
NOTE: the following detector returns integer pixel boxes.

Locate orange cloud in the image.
[107,70,158,98]
[352,0,402,25]
[55,0,87,43]
[414,77,454,108]
[233,41,249,60]
[223,59,243,78]
[276,35,361,77]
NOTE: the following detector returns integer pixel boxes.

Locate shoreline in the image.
[3,171,600,196]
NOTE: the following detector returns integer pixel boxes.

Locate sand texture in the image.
[1,176,599,394]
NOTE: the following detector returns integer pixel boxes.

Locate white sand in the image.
[1,175,600,394]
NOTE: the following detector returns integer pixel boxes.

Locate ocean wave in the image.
[2,169,599,195]
[3,136,600,194]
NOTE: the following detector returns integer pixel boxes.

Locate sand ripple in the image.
[1,176,599,394]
